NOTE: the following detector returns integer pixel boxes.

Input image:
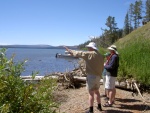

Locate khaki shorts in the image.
[86,74,100,91]
[105,73,116,89]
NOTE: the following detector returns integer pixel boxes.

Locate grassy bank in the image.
[115,22,150,86]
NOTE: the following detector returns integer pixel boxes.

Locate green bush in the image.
[0,48,58,113]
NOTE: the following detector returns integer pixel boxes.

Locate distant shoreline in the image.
[0,45,78,49]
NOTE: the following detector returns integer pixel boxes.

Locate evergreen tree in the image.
[123,12,130,36]
[78,0,148,49]
[128,3,134,32]
[133,0,143,28]
[105,16,118,43]
[105,16,117,33]
[145,0,150,19]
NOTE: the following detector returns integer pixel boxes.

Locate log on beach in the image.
[20,76,44,83]
[20,75,135,91]
[73,77,136,91]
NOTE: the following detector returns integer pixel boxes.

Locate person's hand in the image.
[63,46,69,52]
[63,46,73,55]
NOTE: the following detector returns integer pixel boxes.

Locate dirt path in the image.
[55,84,150,113]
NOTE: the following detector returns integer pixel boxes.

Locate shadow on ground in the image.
[115,98,150,112]
[115,98,141,103]
[104,110,133,113]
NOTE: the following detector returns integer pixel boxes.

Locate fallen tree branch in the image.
[134,82,145,101]
[133,82,149,112]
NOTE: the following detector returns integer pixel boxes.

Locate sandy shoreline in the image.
[55,84,150,113]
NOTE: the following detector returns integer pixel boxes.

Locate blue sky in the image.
[0,0,137,46]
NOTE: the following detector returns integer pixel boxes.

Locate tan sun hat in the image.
[110,45,117,50]
[108,45,119,54]
[85,42,98,50]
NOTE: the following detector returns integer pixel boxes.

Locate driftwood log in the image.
[44,59,87,89]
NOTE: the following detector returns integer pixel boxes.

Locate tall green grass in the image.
[115,22,150,86]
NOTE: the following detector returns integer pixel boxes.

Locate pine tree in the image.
[133,0,143,28]
[128,3,134,32]
[105,16,118,43]
[145,0,150,19]
[123,12,130,36]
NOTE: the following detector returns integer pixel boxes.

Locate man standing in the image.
[103,45,119,107]
[64,42,104,113]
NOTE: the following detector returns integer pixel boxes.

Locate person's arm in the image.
[104,55,117,70]
[63,46,73,55]
[64,46,90,59]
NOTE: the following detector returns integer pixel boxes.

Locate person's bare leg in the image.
[88,90,94,107]
[108,89,113,104]
[106,89,109,98]
[94,90,101,104]
[112,88,116,102]
[104,88,109,102]
[108,88,116,104]
[86,90,94,113]
[94,90,102,111]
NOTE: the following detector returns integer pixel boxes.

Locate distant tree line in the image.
[78,0,150,49]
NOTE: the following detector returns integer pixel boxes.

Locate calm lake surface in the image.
[6,48,79,76]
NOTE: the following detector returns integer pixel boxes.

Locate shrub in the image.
[0,48,58,113]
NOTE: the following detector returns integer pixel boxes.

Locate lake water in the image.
[5,48,79,76]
